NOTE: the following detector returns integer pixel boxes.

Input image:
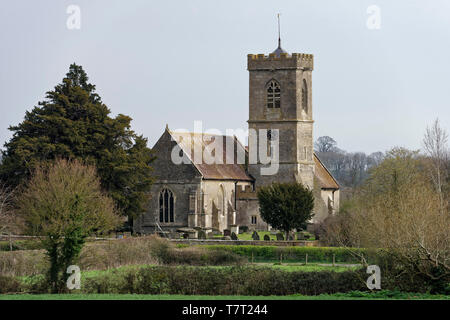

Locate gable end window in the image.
[159,188,174,223]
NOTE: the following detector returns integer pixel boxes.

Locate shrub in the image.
[79,266,367,295]
[240,226,249,233]
[258,182,314,239]
[78,237,159,270]
[0,275,22,293]
[16,159,122,293]
[276,233,284,241]
[203,245,370,263]
[0,250,47,277]
[0,236,245,278]
[155,245,246,266]
[0,240,44,251]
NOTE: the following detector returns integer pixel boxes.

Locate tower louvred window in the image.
[267,80,281,108]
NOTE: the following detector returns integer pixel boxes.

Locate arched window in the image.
[266,80,281,108]
[159,188,174,223]
[302,79,308,112]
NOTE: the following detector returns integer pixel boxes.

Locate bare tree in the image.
[314,136,337,152]
[423,118,449,214]
[367,151,384,168]
[16,159,122,292]
[0,183,15,234]
[0,183,19,251]
[323,148,449,291]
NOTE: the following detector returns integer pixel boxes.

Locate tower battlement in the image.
[247,53,313,71]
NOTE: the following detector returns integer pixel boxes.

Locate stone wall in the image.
[236,184,267,230]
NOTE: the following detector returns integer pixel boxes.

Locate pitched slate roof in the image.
[314,153,339,189]
[166,129,339,189]
[168,130,253,181]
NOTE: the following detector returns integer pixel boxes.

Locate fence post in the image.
[9,232,12,251]
[251,251,254,264]
[332,254,335,267]
[305,253,308,265]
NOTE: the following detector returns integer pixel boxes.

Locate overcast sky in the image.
[0,0,449,154]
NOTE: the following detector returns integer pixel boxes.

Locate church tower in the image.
[247,35,315,189]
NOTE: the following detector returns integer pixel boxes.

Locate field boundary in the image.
[170,239,320,246]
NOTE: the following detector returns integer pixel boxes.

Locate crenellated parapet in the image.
[247,52,313,71]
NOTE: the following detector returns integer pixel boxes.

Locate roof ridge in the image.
[313,152,340,188]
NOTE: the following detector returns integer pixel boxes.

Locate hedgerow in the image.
[202,245,374,263]
[80,266,367,295]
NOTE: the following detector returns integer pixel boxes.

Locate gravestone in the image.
[298,231,310,240]
[223,229,231,237]
[197,230,206,239]
[276,233,284,241]
[182,233,189,239]
[263,234,270,241]
[231,232,238,240]
[251,231,260,240]
[288,234,294,241]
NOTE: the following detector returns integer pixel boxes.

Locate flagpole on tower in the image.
[277,13,281,47]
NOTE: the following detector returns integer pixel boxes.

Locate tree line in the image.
[316,120,449,293]
[314,136,384,188]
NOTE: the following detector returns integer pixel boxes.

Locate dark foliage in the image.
[0,64,154,219]
[257,182,314,238]
[81,266,367,295]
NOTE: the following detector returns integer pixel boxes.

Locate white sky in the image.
[0,0,449,154]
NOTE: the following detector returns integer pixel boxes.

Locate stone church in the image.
[134,41,339,236]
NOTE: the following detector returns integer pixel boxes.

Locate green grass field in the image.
[8,264,448,300]
[16,262,360,284]
[1,291,448,300]
[77,262,359,277]
[261,263,360,272]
